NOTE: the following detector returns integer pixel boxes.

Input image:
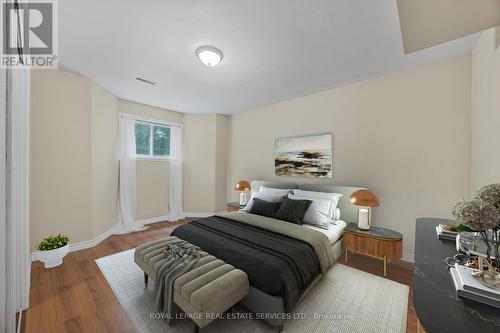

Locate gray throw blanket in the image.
[155,238,202,318]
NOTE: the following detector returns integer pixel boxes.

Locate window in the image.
[135,121,171,158]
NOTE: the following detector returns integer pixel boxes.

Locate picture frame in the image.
[274,133,332,178]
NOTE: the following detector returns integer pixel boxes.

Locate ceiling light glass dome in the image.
[196,46,223,67]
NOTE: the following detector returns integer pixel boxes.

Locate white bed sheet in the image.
[303,220,347,245]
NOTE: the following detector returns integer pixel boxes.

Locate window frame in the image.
[134,120,171,160]
[119,113,182,161]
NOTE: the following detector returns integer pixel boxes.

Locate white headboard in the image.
[250,180,365,224]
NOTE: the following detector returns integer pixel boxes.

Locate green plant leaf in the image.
[36,234,70,251]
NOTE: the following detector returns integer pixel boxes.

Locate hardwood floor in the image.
[25,220,416,333]
[25,220,189,333]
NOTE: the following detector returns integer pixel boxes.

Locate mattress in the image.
[303,220,347,245]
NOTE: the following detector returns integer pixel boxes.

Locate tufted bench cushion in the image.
[134,236,249,329]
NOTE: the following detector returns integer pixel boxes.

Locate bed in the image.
[171,180,365,327]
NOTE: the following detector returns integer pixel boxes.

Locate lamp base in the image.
[357,208,371,231]
[239,192,247,206]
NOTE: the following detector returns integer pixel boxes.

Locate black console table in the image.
[414,218,500,333]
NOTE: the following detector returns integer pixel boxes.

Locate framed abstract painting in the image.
[275,133,332,178]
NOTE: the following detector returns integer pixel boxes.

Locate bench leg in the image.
[144,272,149,285]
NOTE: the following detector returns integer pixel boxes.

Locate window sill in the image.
[136,156,170,161]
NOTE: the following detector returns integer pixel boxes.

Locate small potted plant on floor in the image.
[36,234,70,268]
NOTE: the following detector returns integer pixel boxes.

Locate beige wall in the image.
[30,72,120,247]
[30,72,188,248]
[136,160,169,219]
[397,0,500,53]
[214,115,229,212]
[119,99,183,124]
[227,56,472,256]
[183,114,217,212]
[30,70,93,247]
[470,27,500,195]
[30,68,228,249]
[90,82,119,236]
[183,114,228,213]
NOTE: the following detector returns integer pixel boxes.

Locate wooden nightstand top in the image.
[227,202,245,212]
[344,223,402,241]
[227,202,244,209]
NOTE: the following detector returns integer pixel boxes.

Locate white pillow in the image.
[292,189,342,219]
[259,186,293,196]
[288,194,332,229]
[332,207,341,221]
[242,192,286,212]
[331,219,347,229]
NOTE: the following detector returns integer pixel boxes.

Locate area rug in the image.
[96,250,408,333]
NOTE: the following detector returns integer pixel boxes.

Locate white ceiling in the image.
[59,0,478,114]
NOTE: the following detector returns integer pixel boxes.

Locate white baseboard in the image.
[71,227,116,252]
[32,226,116,262]
[401,252,415,263]
[135,215,171,225]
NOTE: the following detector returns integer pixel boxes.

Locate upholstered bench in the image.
[134,237,249,332]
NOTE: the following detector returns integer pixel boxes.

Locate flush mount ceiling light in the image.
[196,46,223,67]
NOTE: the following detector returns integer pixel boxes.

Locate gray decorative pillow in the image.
[249,198,282,219]
[276,197,312,225]
[242,192,285,212]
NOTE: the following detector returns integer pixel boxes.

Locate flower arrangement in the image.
[453,184,500,270]
[37,234,70,251]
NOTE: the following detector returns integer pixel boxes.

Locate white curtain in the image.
[0,66,7,333]
[2,40,31,332]
[115,115,147,234]
[2,3,31,329]
[167,125,184,221]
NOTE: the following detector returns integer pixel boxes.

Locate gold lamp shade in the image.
[349,189,380,207]
[235,180,251,192]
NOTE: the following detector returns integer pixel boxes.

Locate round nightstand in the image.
[343,223,403,277]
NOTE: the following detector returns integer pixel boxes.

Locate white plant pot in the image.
[37,244,69,268]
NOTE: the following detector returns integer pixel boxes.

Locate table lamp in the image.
[349,189,380,231]
[235,180,251,206]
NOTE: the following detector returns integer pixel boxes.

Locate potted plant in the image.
[36,234,70,268]
[452,184,500,288]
